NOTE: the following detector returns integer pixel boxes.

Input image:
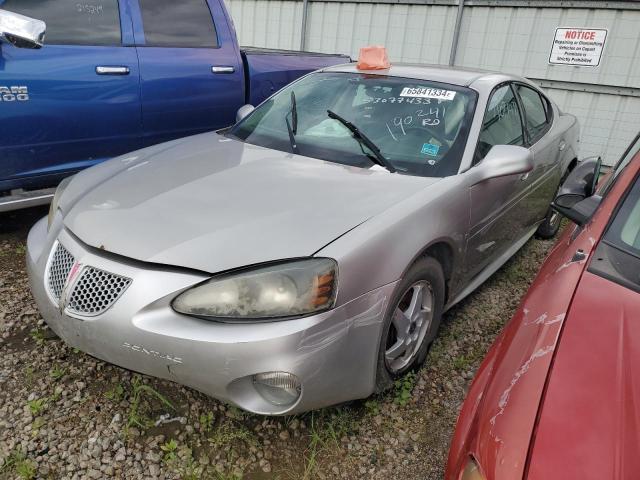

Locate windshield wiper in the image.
[326,110,396,173]
[285,91,299,154]
[291,91,298,135]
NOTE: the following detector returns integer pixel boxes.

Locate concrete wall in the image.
[226,0,640,164]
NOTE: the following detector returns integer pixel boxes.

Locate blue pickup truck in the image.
[0,0,349,211]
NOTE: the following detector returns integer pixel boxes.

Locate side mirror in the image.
[552,156,603,226]
[472,145,534,185]
[0,9,46,49]
[236,104,255,123]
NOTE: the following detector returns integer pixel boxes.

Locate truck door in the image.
[0,0,141,190]
[131,0,245,146]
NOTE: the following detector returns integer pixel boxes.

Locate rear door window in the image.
[1,0,121,46]
[138,0,218,48]
[515,85,551,142]
[475,84,525,162]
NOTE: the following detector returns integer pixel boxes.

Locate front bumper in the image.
[27,216,396,414]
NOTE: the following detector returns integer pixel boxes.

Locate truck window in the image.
[1,0,121,46]
[138,0,218,48]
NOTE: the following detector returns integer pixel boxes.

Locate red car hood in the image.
[527,271,640,480]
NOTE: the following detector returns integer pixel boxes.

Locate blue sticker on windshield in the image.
[421,143,440,156]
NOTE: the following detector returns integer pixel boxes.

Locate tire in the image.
[535,205,563,239]
[535,164,574,239]
[375,256,445,392]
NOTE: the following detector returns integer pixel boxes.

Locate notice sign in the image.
[549,28,607,66]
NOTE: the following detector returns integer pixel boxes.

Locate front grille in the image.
[46,243,75,301]
[66,266,132,317]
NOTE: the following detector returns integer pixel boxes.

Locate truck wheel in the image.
[375,256,445,392]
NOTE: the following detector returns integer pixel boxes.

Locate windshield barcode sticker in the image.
[400,87,456,101]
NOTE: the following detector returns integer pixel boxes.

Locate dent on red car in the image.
[446,157,638,480]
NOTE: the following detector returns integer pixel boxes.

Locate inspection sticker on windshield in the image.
[421,143,440,156]
[400,87,456,101]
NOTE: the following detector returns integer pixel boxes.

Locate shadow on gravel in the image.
[0,206,48,240]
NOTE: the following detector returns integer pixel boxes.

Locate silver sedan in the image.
[27,64,579,414]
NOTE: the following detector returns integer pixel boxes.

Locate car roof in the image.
[321,62,521,89]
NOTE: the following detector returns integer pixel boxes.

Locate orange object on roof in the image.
[356,46,390,70]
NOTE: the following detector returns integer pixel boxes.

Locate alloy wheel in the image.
[385,280,434,373]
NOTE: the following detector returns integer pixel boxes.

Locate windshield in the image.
[229,72,477,177]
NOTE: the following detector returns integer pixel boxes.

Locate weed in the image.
[208,419,254,450]
[49,365,67,381]
[27,398,47,416]
[15,244,26,256]
[160,439,179,463]
[301,408,356,479]
[24,366,35,387]
[393,371,417,406]
[199,411,215,432]
[31,417,47,437]
[29,328,45,346]
[162,443,203,480]
[104,383,125,403]
[0,450,36,479]
[126,376,174,432]
[364,399,380,416]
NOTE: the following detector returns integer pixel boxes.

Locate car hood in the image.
[526,271,640,480]
[63,133,436,273]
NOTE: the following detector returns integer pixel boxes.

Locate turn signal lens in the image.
[461,458,487,480]
[253,372,302,406]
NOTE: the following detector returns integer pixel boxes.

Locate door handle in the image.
[558,140,566,152]
[96,66,130,75]
[520,172,530,181]
[211,66,235,74]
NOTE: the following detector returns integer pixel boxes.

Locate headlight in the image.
[461,458,486,480]
[47,176,74,230]
[172,258,337,321]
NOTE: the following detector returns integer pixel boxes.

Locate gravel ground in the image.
[0,206,557,480]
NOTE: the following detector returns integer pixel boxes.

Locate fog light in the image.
[252,372,301,406]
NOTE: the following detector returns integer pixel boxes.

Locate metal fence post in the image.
[449,0,465,66]
[300,0,310,51]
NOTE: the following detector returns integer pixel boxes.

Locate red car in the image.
[446,132,640,480]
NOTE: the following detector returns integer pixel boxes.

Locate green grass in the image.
[29,328,45,346]
[104,383,125,403]
[0,450,36,479]
[300,407,356,479]
[27,398,47,416]
[199,411,215,433]
[160,439,179,462]
[207,418,254,450]
[49,365,67,381]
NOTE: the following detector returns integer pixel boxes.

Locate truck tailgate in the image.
[241,47,351,105]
